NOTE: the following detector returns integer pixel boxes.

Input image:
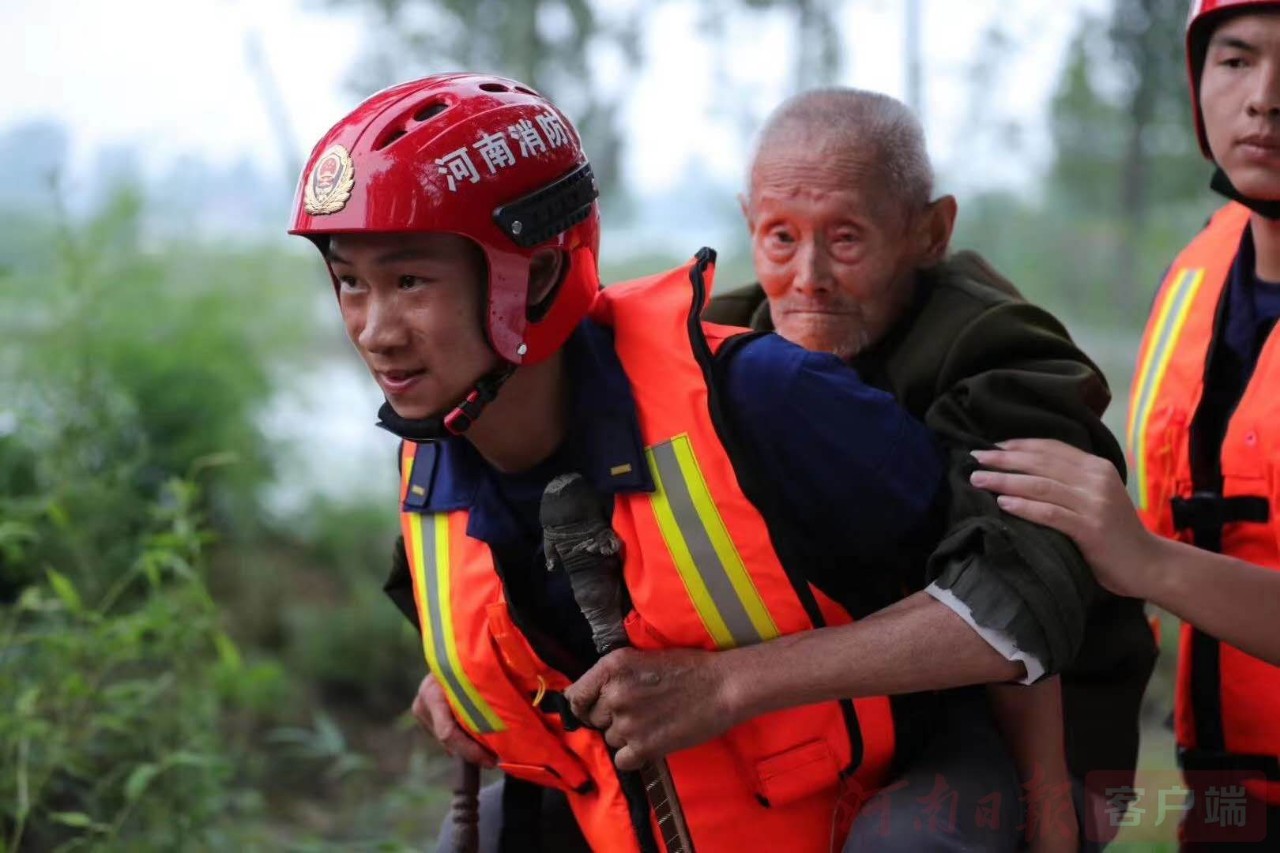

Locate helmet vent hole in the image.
[478,82,509,93]
[514,86,536,95]
[374,128,407,150]
[414,102,449,122]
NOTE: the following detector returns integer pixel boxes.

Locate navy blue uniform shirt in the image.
[1224,228,1280,367]
[402,320,944,673]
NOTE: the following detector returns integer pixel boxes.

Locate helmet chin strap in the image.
[375,365,516,442]
[1212,167,1280,220]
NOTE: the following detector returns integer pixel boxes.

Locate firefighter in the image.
[974,1,1280,847]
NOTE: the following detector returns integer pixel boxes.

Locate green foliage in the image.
[953,190,1211,330]
[0,185,448,846]
[0,478,271,851]
[0,189,318,602]
[1048,8,1207,219]
[283,581,423,715]
[1034,0,1216,323]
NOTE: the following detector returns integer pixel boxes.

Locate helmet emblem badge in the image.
[304,145,355,215]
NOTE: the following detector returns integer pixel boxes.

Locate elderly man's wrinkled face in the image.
[746,147,928,360]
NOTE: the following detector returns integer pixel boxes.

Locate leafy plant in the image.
[0,477,271,851]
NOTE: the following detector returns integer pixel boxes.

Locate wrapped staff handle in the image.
[542,473,696,853]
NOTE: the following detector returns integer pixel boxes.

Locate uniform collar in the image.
[401,320,654,516]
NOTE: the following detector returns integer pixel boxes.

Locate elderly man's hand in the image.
[410,673,497,767]
[969,439,1163,599]
[565,647,742,771]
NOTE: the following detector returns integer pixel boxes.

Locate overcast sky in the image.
[3,0,1108,198]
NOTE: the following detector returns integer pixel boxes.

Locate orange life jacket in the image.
[398,252,897,851]
[1128,202,1280,802]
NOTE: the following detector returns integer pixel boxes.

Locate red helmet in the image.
[289,73,601,367]
[1187,0,1280,158]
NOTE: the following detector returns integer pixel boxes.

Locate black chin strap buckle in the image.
[376,365,516,441]
[443,365,516,435]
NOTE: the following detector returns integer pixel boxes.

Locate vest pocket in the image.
[486,601,544,679]
[497,761,593,795]
[751,738,840,807]
[481,606,594,794]
[623,609,849,806]
[721,706,847,808]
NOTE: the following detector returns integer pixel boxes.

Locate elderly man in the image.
[704,88,1159,849]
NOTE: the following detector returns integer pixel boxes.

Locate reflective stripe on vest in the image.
[647,435,780,648]
[1128,268,1206,512]
[404,510,505,734]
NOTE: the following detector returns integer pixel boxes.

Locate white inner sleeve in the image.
[925,582,1045,685]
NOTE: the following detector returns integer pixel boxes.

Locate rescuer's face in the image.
[327,232,500,420]
[1202,12,1280,199]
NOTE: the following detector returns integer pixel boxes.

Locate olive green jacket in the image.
[704,251,1157,784]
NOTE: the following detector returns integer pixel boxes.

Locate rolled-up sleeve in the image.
[921,300,1120,677]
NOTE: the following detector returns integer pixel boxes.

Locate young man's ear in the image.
[918,194,958,266]
[528,248,567,315]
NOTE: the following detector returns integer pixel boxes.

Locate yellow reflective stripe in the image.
[1127,271,1190,453]
[405,513,452,710]
[407,513,503,734]
[647,436,779,649]
[668,437,779,643]
[647,446,736,648]
[1128,269,1204,511]
[430,515,504,733]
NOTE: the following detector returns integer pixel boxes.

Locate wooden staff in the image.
[542,473,697,853]
[450,757,480,853]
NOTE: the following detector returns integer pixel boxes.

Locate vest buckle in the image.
[1170,492,1269,540]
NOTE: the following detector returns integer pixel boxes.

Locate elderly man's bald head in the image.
[742,88,956,360]
[748,88,934,219]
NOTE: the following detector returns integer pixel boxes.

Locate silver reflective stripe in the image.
[650,441,765,647]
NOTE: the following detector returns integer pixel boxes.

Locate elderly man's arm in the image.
[566,591,1024,770]
[918,298,1123,678]
[565,333,1031,768]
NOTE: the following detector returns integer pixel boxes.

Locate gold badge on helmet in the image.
[304,145,355,215]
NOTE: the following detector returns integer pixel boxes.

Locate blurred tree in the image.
[0,121,69,219]
[698,0,844,94]
[1048,1,1212,317]
[325,0,852,204]
[321,0,643,201]
[768,0,845,91]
